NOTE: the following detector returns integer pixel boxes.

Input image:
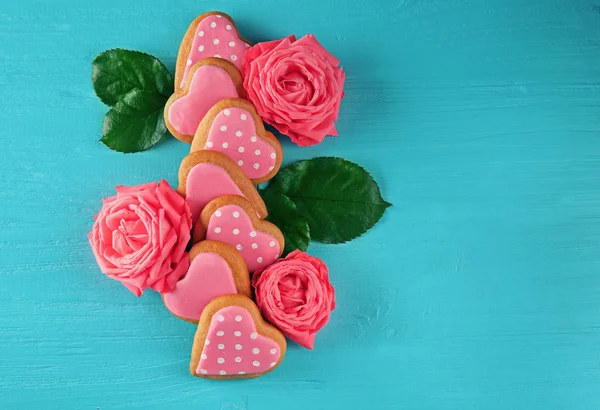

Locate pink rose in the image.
[88,180,191,296]
[242,34,345,147]
[252,250,335,349]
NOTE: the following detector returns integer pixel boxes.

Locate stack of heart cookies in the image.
[161,12,287,380]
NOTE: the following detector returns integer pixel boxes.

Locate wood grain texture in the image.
[1,0,600,408]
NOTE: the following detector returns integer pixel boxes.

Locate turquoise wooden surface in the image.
[2,0,600,408]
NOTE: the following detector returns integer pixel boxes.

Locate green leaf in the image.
[264,157,391,244]
[91,49,174,152]
[261,189,311,256]
[92,49,173,107]
[101,89,169,153]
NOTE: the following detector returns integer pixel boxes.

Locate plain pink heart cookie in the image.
[195,196,284,272]
[162,241,250,324]
[190,98,283,184]
[190,295,286,379]
[165,58,245,143]
[177,151,268,225]
[175,11,251,88]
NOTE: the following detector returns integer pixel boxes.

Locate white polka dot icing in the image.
[179,14,251,87]
[196,305,281,376]
[205,204,282,271]
[202,106,278,180]
[183,161,256,227]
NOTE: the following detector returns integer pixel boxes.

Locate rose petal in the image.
[88,180,193,296]
[252,251,335,349]
[241,34,344,146]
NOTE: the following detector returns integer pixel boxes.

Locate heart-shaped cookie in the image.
[166,58,245,143]
[190,295,286,379]
[178,151,268,224]
[175,11,251,88]
[195,196,284,272]
[190,98,283,184]
[163,241,250,324]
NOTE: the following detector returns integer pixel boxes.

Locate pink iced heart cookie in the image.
[190,295,286,379]
[177,151,267,225]
[175,11,251,88]
[190,98,283,184]
[165,58,244,143]
[195,196,284,272]
[162,241,250,324]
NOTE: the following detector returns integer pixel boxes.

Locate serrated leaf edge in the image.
[265,156,392,244]
[100,103,169,153]
[91,48,173,107]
